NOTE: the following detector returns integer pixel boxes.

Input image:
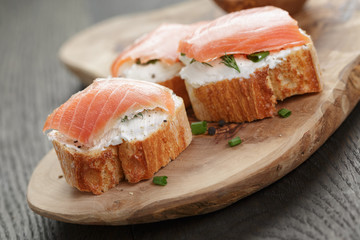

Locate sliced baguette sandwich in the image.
[111,23,203,108]
[43,78,192,194]
[178,6,322,122]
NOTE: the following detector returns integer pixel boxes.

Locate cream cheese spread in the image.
[48,94,182,151]
[119,61,183,83]
[180,45,309,88]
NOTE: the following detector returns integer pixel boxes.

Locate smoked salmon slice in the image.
[111,23,203,77]
[178,6,310,63]
[43,78,175,145]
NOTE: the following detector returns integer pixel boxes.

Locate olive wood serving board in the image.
[27,0,360,225]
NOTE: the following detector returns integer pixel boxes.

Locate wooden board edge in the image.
[26,150,73,223]
[26,149,102,224]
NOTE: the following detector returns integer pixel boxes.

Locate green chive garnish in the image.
[121,115,128,122]
[136,59,159,65]
[228,137,242,147]
[278,108,292,118]
[147,59,159,64]
[202,62,213,67]
[191,121,207,135]
[220,53,240,73]
[188,58,212,67]
[247,51,270,62]
[153,176,168,186]
[133,112,143,118]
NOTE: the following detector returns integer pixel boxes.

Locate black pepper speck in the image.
[208,127,216,136]
[218,119,225,127]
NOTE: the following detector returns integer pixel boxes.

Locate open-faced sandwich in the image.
[43,78,192,194]
[111,23,202,108]
[43,7,322,194]
[178,6,322,122]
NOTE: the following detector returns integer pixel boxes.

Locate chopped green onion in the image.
[136,59,159,65]
[202,62,213,67]
[220,53,240,73]
[191,121,207,135]
[188,58,212,67]
[180,53,186,56]
[247,51,270,62]
[121,115,128,122]
[153,176,168,186]
[278,108,292,118]
[228,136,242,147]
[146,59,159,64]
[133,112,143,119]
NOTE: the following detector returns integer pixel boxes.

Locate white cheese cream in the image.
[48,94,182,151]
[180,45,309,88]
[118,61,183,83]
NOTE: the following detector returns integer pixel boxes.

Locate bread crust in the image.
[269,43,322,100]
[51,99,192,194]
[118,101,192,182]
[186,42,321,122]
[159,76,191,108]
[186,67,277,122]
[52,141,123,195]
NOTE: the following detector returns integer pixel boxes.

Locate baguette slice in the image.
[185,42,322,122]
[186,67,276,122]
[269,42,322,100]
[49,96,192,195]
[111,23,203,108]
[52,138,122,195]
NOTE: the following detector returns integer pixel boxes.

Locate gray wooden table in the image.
[1,0,359,239]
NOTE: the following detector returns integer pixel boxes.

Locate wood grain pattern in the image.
[1,0,360,239]
[27,0,360,226]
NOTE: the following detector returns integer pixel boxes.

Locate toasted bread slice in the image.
[185,42,321,122]
[50,96,192,194]
[186,67,276,122]
[269,42,322,100]
[52,140,123,195]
